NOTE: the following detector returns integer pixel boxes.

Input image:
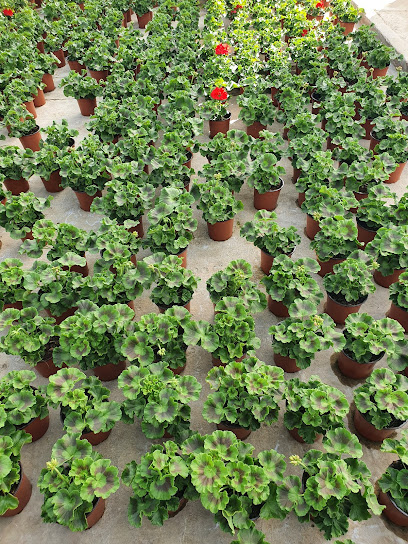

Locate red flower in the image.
[302,29,308,36]
[235,4,243,8]
[215,43,229,55]
[2,8,14,16]
[211,87,228,101]
[316,2,324,7]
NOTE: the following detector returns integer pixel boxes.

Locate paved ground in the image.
[0,9,408,544]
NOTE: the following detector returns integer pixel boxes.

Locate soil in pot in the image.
[246,121,266,139]
[387,302,408,333]
[93,360,126,381]
[267,296,289,317]
[216,421,252,440]
[253,179,283,211]
[324,292,368,325]
[41,170,64,193]
[209,112,231,138]
[337,349,383,379]
[0,467,32,518]
[207,218,234,241]
[74,190,102,212]
[374,268,405,288]
[20,414,50,442]
[288,426,322,444]
[3,178,29,195]
[353,408,406,442]
[19,126,42,151]
[378,461,408,527]
[274,352,300,373]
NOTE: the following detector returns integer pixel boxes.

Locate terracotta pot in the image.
[246,121,266,139]
[311,92,321,115]
[35,357,60,378]
[68,59,86,73]
[183,151,193,169]
[297,191,305,207]
[86,498,106,529]
[168,497,188,518]
[53,49,66,68]
[387,302,408,333]
[19,127,42,151]
[23,100,37,118]
[369,131,380,152]
[170,363,186,375]
[37,40,45,54]
[353,408,405,442]
[137,10,152,28]
[209,112,231,138]
[158,301,191,314]
[288,426,322,444]
[283,127,289,141]
[305,214,320,240]
[33,89,46,107]
[274,352,300,373]
[21,230,34,242]
[128,219,144,239]
[88,69,109,83]
[45,306,78,325]
[207,218,234,241]
[177,247,187,268]
[271,86,279,107]
[337,349,382,379]
[374,268,405,288]
[352,190,368,211]
[216,422,252,440]
[324,292,367,325]
[1,468,32,517]
[74,189,102,212]
[253,180,283,211]
[378,464,408,527]
[260,249,290,275]
[41,170,64,193]
[81,428,112,446]
[2,301,23,311]
[77,97,97,116]
[362,118,374,140]
[62,260,89,277]
[21,414,49,442]
[93,360,126,381]
[371,66,389,79]
[293,167,302,183]
[386,162,406,184]
[317,256,346,277]
[336,20,355,35]
[267,296,289,317]
[3,178,29,195]
[42,73,55,92]
[356,219,377,247]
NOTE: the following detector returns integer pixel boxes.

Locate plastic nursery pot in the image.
[86,498,106,529]
[53,49,66,68]
[246,121,266,139]
[260,250,293,275]
[374,268,406,288]
[362,118,374,140]
[19,126,42,152]
[209,112,231,139]
[324,292,368,326]
[128,218,144,239]
[288,426,322,444]
[352,190,368,211]
[216,422,252,440]
[3,178,29,195]
[271,86,279,107]
[253,179,284,211]
[0,467,32,518]
[337,349,383,380]
[21,414,50,442]
[378,462,408,527]
[136,10,153,28]
[93,360,126,382]
[273,352,301,373]
[177,247,187,268]
[386,162,406,184]
[33,89,46,108]
[310,92,321,115]
[297,191,305,207]
[293,167,302,183]
[371,66,390,79]
[45,307,78,325]
[369,131,380,152]
[81,428,111,446]
[168,497,188,518]
[2,301,23,311]
[353,408,405,442]
[305,214,320,240]
[170,363,186,376]
[21,230,34,242]
[62,260,89,277]
[356,219,377,248]
[207,218,234,241]
[23,100,37,118]
[387,302,408,333]
[41,170,64,193]
[317,256,346,277]
[35,356,60,378]
[68,59,86,73]
[74,190,102,212]
[267,296,289,317]
[41,73,55,93]
[336,20,355,35]
[88,70,109,83]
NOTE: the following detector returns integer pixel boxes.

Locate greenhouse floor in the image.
[1,11,408,544]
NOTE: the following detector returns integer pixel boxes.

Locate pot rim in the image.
[255,178,284,194]
[356,408,408,431]
[326,291,368,307]
[383,460,408,517]
[340,348,384,365]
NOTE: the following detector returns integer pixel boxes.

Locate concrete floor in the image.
[1,12,408,544]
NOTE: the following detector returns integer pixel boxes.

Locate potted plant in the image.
[53,301,135,381]
[83,40,116,82]
[0,191,52,241]
[191,179,244,242]
[355,184,397,246]
[46,368,122,445]
[353,367,408,442]
[344,154,397,199]
[3,104,42,151]
[247,153,286,211]
[118,361,201,440]
[283,376,349,443]
[375,132,408,184]
[364,43,402,79]
[388,271,408,332]
[241,210,301,274]
[0,146,30,195]
[203,356,284,440]
[286,428,383,540]
[0,428,32,517]
[338,313,408,379]
[261,254,323,317]
[365,225,408,287]
[42,119,78,148]
[132,0,153,27]
[322,251,376,324]
[331,0,364,34]
[378,430,408,526]
[38,434,120,531]
[206,259,267,313]
[269,300,345,372]
[0,307,59,378]
[199,152,250,194]
[200,87,231,138]
[0,259,27,311]
[197,129,251,163]
[237,89,276,138]
[0,369,49,442]
[60,69,104,116]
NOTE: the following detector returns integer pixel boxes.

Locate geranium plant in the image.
[200,87,229,121]
[247,153,285,194]
[0,259,27,310]
[191,178,243,225]
[0,191,52,240]
[365,225,408,277]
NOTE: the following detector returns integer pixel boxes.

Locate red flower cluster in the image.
[215,43,229,55]
[316,2,324,8]
[230,4,243,14]
[211,87,228,101]
[302,29,308,36]
[2,8,14,16]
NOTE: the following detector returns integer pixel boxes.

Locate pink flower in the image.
[211,87,228,101]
